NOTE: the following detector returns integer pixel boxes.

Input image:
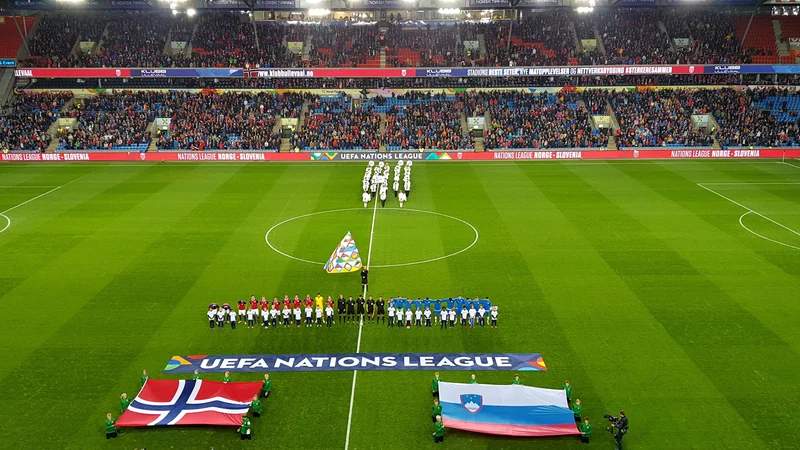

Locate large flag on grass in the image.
[116,380,262,427]
[324,231,362,273]
[439,381,580,437]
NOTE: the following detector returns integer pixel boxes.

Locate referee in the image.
[361,266,369,291]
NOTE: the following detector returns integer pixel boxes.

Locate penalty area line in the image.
[344,194,378,450]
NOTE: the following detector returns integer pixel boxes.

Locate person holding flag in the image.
[223,371,232,383]
[580,417,592,443]
[238,415,252,440]
[513,374,521,385]
[432,415,444,443]
[572,398,583,423]
[563,380,573,405]
[469,373,478,384]
[261,374,272,398]
[192,369,201,380]
[431,398,442,423]
[105,413,118,439]
[250,395,263,418]
[120,393,130,413]
[431,372,441,397]
[141,369,149,387]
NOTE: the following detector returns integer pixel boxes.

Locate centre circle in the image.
[264,208,478,268]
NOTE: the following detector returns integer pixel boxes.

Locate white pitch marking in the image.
[0,185,63,215]
[698,183,800,249]
[0,213,9,234]
[698,182,800,185]
[739,212,800,251]
[780,161,800,171]
[344,189,378,450]
[264,208,479,268]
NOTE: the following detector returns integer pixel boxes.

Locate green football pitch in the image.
[1,160,799,450]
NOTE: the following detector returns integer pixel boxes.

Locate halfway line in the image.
[344,192,378,450]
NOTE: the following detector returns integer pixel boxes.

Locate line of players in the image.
[362,160,410,208]
[206,294,499,329]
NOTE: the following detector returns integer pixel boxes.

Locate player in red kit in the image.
[260,296,269,312]
[250,295,258,311]
[282,295,291,310]
[237,300,247,322]
[293,294,301,310]
[304,295,313,309]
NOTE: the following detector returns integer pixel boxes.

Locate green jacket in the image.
[262,379,272,392]
[563,383,572,399]
[434,421,445,437]
[431,377,440,392]
[105,418,116,434]
[580,422,592,438]
[571,403,583,417]
[120,397,131,413]
[251,399,263,414]
[141,374,149,387]
[240,418,251,435]
[432,404,442,417]
[223,375,232,383]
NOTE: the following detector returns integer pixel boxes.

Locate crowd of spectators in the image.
[156,92,302,150]
[482,91,606,149]
[0,93,71,152]
[308,25,382,67]
[481,13,577,67]
[384,27,459,67]
[687,88,799,148]
[291,96,381,150]
[59,92,157,150]
[383,93,472,150]
[598,10,675,65]
[25,15,107,67]
[682,12,751,64]
[192,13,257,68]
[609,89,713,148]
[17,11,786,69]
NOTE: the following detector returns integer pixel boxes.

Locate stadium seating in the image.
[0,92,70,152]
[383,93,473,150]
[482,91,606,150]
[15,11,800,69]
[291,95,381,151]
[609,89,714,148]
[0,16,36,59]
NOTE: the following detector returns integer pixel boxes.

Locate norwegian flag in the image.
[116,379,262,427]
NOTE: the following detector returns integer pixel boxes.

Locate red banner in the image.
[1,149,798,163]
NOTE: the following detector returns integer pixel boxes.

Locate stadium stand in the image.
[599,9,674,65]
[481,91,606,150]
[609,89,714,148]
[0,16,36,59]
[383,93,473,150]
[735,16,778,63]
[290,95,381,151]
[59,92,157,151]
[0,92,70,152]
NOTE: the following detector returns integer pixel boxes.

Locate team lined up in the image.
[362,160,410,208]
[206,294,498,329]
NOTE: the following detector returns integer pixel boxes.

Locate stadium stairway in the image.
[380,48,386,68]
[773,19,790,60]
[660,20,679,54]
[478,33,487,59]
[459,111,468,139]
[568,20,581,51]
[593,26,607,57]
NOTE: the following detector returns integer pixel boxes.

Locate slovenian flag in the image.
[439,381,580,437]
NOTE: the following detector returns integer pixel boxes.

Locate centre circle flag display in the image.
[163,353,547,373]
[324,231,362,273]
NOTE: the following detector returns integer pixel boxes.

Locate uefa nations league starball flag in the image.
[324,231,362,273]
[439,382,580,437]
[116,380,262,427]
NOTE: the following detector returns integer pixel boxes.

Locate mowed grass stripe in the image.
[508,162,744,449]
[348,164,465,450]
[0,165,189,383]
[0,165,248,448]
[60,165,287,448]
[568,162,799,448]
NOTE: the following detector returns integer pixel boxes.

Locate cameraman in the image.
[611,411,628,449]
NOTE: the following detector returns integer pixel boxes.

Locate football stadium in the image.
[1,0,800,448]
